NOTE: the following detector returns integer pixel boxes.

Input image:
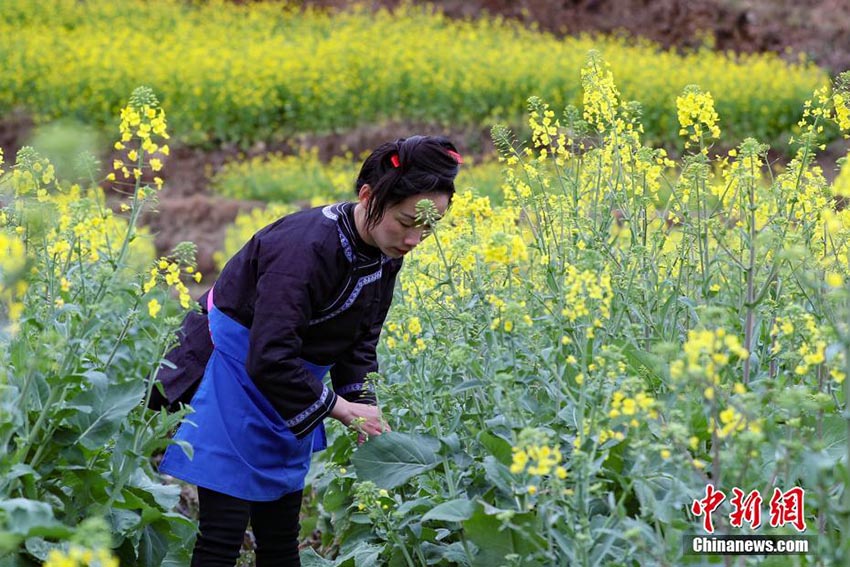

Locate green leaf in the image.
[632,473,692,524]
[299,548,335,566]
[335,541,384,567]
[67,374,145,450]
[4,465,39,484]
[127,469,181,511]
[23,537,65,563]
[421,541,474,566]
[619,341,665,384]
[422,499,475,522]
[482,456,513,496]
[478,431,512,466]
[463,503,543,566]
[107,508,140,536]
[0,500,59,537]
[322,479,347,513]
[136,523,168,567]
[351,432,439,489]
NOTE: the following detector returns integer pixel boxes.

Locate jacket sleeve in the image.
[330,261,400,405]
[245,239,338,439]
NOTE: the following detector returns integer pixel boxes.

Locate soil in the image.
[3,0,850,276]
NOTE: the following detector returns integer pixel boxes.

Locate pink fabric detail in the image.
[207,287,215,345]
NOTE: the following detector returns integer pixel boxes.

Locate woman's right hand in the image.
[330,396,390,437]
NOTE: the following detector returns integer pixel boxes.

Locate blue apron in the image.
[159,290,329,501]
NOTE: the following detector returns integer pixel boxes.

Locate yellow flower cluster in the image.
[581,52,621,134]
[510,429,567,480]
[0,0,825,146]
[770,311,837,382]
[575,419,625,449]
[676,85,721,150]
[5,148,55,197]
[561,266,612,339]
[708,404,763,439]
[510,445,567,479]
[352,481,393,519]
[108,87,169,190]
[398,188,531,317]
[799,83,850,140]
[383,318,426,354]
[669,329,748,398]
[38,183,154,268]
[834,93,850,133]
[528,97,570,165]
[143,257,201,312]
[608,390,658,424]
[43,546,118,567]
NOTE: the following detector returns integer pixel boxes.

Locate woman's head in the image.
[354,135,462,229]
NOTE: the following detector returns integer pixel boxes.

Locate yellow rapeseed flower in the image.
[147,298,162,318]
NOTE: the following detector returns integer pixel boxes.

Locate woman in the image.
[155,135,462,566]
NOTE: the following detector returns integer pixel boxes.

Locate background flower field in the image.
[2,1,850,566]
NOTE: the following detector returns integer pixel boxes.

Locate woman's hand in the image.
[330,396,390,438]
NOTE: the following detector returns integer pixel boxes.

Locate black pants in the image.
[191,486,303,567]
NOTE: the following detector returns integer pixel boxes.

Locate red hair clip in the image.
[390,154,400,168]
[447,149,464,164]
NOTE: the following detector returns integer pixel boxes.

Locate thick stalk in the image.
[742,172,757,385]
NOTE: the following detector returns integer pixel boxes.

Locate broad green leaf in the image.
[422,499,475,522]
[421,541,474,566]
[336,523,374,556]
[0,500,59,537]
[463,503,544,566]
[67,376,146,450]
[23,537,65,563]
[136,523,168,567]
[3,465,39,484]
[107,508,140,536]
[322,479,347,512]
[351,432,439,489]
[128,469,181,511]
[632,473,692,524]
[335,541,384,567]
[394,497,433,517]
[299,548,335,566]
[478,431,512,466]
[482,456,514,496]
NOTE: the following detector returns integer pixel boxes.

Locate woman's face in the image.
[360,189,450,259]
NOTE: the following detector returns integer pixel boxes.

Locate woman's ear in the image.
[357,184,372,205]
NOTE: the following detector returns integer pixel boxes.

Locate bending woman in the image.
[155,135,462,566]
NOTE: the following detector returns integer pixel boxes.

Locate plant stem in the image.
[743,171,757,385]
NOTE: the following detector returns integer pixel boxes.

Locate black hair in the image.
[354,135,461,228]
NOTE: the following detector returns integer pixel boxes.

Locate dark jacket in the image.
[149,202,401,438]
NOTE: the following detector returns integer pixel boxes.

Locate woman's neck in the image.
[353,203,377,247]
